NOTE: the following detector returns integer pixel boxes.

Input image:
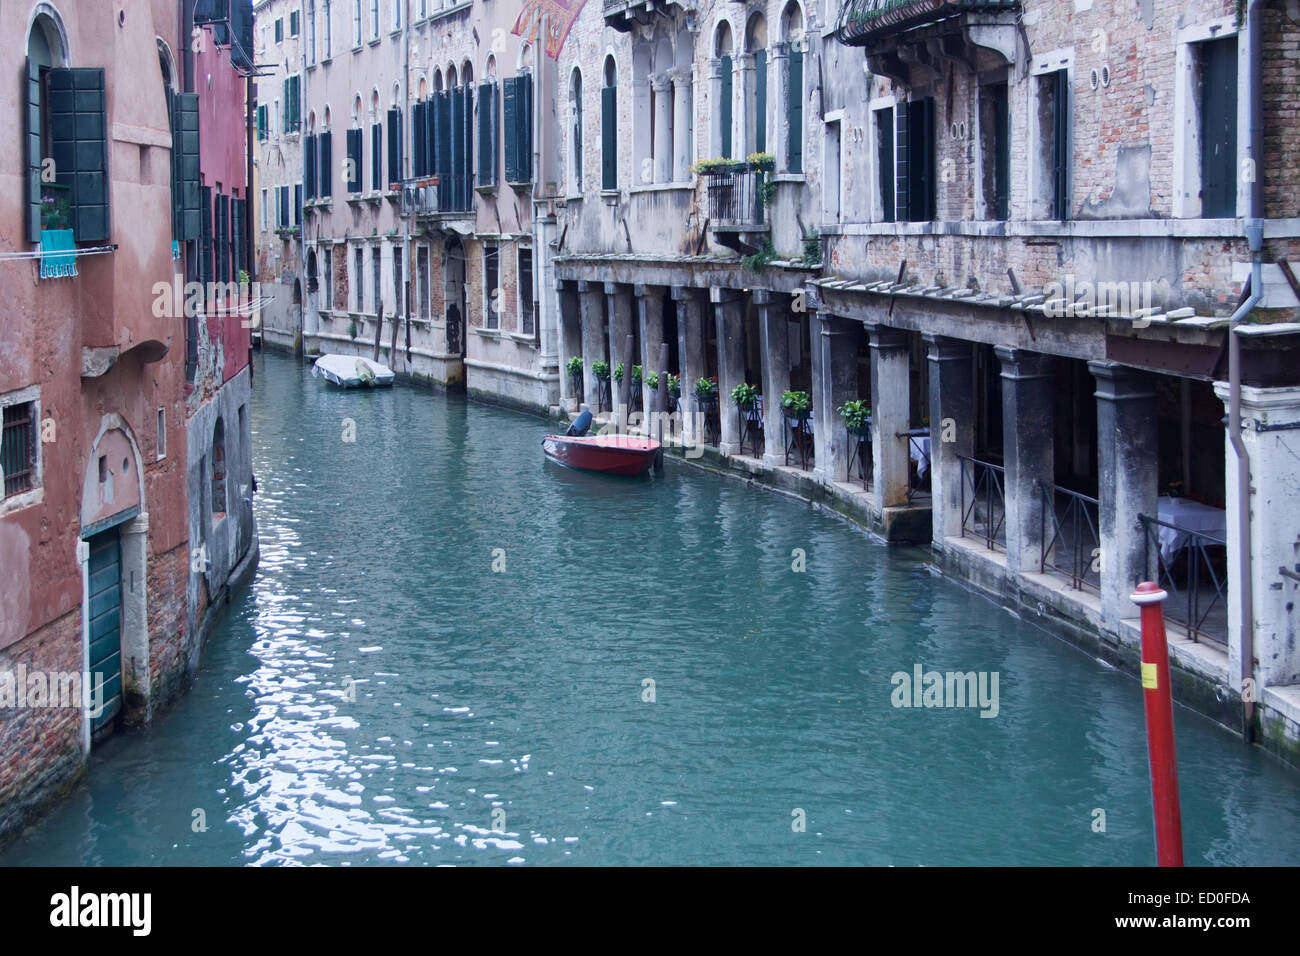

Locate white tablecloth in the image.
[1156,496,1227,563]
[909,435,931,479]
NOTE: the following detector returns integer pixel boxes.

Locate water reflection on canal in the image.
[5,351,1299,866]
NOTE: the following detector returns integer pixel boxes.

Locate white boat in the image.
[311,354,396,388]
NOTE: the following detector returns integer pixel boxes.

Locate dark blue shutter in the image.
[720,56,732,160]
[601,84,616,189]
[1052,70,1070,220]
[371,123,382,190]
[200,185,213,284]
[875,108,894,222]
[24,60,41,242]
[278,184,289,226]
[477,82,496,186]
[518,76,532,183]
[387,107,401,186]
[755,50,767,155]
[411,102,427,177]
[232,197,245,277]
[463,84,474,204]
[49,68,110,242]
[175,93,201,240]
[319,131,332,197]
[426,97,436,183]
[503,78,518,183]
[304,133,317,200]
[346,127,362,192]
[787,49,802,174]
[435,92,451,208]
[294,183,302,225]
[450,87,464,204]
[894,100,910,222]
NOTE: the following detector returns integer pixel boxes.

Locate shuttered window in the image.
[215,192,229,282]
[23,61,42,242]
[232,197,245,278]
[1199,37,1238,219]
[719,56,732,161]
[601,83,617,189]
[786,48,802,174]
[875,107,894,222]
[450,87,465,205]
[47,67,110,242]
[200,185,213,284]
[434,91,451,207]
[370,122,382,190]
[283,76,300,133]
[304,133,317,200]
[477,82,498,187]
[1050,70,1069,220]
[171,92,201,241]
[278,185,289,228]
[294,183,302,226]
[319,131,333,197]
[411,101,428,177]
[503,75,533,185]
[257,104,267,140]
[895,97,935,222]
[754,50,767,155]
[346,127,362,192]
[387,107,402,187]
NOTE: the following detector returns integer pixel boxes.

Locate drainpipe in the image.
[1228,0,1264,742]
[403,0,410,372]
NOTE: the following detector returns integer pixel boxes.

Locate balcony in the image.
[604,0,696,33]
[833,0,1020,82]
[400,178,440,218]
[702,162,768,253]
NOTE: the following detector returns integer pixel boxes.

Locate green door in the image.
[87,529,122,735]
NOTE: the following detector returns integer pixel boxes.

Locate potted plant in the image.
[694,377,718,400]
[566,356,583,392]
[837,399,871,435]
[731,382,758,410]
[591,359,610,382]
[666,373,681,398]
[782,389,812,420]
[746,152,776,173]
[644,370,659,391]
[613,362,624,384]
[631,365,642,387]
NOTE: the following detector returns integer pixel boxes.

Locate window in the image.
[170,90,201,242]
[284,76,301,133]
[372,247,382,315]
[715,24,733,161]
[274,18,283,43]
[304,133,317,199]
[371,0,379,40]
[601,58,617,189]
[157,408,166,461]
[1198,36,1238,219]
[484,243,500,329]
[393,0,402,30]
[308,0,317,65]
[1034,69,1070,220]
[392,250,403,320]
[745,14,768,156]
[518,247,535,337]
[569,70,583,192]
[979,82,1010,220]
[387,107,402,187]
[432,85,475,210]
[274,99,281,136]
[261,188,269,230]
[478,81,499,187]
[322,245,333,311]
[370,122,382,190]
[290,11,300,37]
[354,246,365,312]
[324,0,333,57]
[420,0,427,17]
[503,74,533,184]
[417,246,430,320]
[353,0,362,47]
[346,127,363,192]
[786,44,803,173]
[211,418,226,519]
[896,97,936,222]
[319,130,333,197]
[1,399,37,498]
[257,103,267,140]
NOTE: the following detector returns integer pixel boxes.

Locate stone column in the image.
[814,314,860,482]
[770,43,789,169]
[577,280,605,411]
[870,325,912,509]
[999,347,1055,577]
[757,290,789,466]
[1213,382,1300,692]
[636,284,665,421]
[674,286,707,449]
[1092,362,1158,632]
[557,280,583,413]
[606,282,634,423]
[712,287,745,455]
[633,77,652,187]
[925,334,975,545]
[670,69,692,182]
[652,73,673,185]
[734,53,753,159]
[706,59,724,160]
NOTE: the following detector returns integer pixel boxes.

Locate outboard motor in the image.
[565,410,593,437]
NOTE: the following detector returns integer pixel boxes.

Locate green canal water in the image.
[5,350,1300,866]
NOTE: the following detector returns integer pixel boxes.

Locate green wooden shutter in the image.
[86,530,123,734]
[894,100,910,222]
[601,84,616,189]
[304,133,316,200]
[411,102,425,177]
[387,108,401,186]
[426,97,436,182]
[200,185,212,283]
[463,84,474,203]
[875,108,895,222]
[1052,70,1070,220]
[49,68,110,243]
[319,131,332,197]
[787,49,802,174]
[477,82,495,185]
[720,56,732,161]
[503,77,518,183]
[346,127,362,192]
[371,122,381,190]
[755,50,766,155]
[519,76,532,183]
[232,197,244,277]
[175,93,201,240]
[435,92,451,207]
[908,96,935,221]
[256,103,266,140]
[24,59,42,243]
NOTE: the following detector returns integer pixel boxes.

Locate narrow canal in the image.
[6,351,1299,866]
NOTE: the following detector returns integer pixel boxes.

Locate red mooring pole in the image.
[1132,581,1184,867]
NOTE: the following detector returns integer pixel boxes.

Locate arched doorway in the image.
[444,238,465,358]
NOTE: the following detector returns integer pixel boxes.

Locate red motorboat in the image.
[542,432,661,476]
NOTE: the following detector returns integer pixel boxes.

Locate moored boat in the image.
[311,354,395,388]
[542,411,660,476]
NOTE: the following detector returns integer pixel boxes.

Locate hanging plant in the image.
[731,383,758,408]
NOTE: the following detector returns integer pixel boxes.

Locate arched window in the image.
[433,68,443,92]
[601,56,617,190]
[714,22,734,160]
[462,60,473,87]
[447,64,458,89]
[569,68,583,192]
[745,14,768,156]
[211,418,227,519]
[26,8,80,243]
[781,2,804,173]
[157,39,178,93]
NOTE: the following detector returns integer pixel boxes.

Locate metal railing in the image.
[835,0,1021,45]
[400,178,439,217]
[1038,480,1101,592]
[959,455,1005,551]
[704,165,765,227]
[1139,514,1229,648]
[902,428,931,504]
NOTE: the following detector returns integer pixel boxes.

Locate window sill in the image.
[506,180,533,191]
[390,29,403,39]
[773,173,805,184]
[600,189,620,204]
[630,181,693,194]
[346,194,365,204]
[352,45,363,54]
[508,332,538,345]
[475,184,498,196]
[474,327,504,338]
[564,193,583,203]
[320,56,332,66]
[368,37,382,47]
[428,1,473,23]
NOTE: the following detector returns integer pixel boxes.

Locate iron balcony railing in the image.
[834,0,1021,46]
[1139,514,1229,649]
[1038,480,1101,593]
[959,455,1005,551]
[400,178,439,218]
[703,164,765,228]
